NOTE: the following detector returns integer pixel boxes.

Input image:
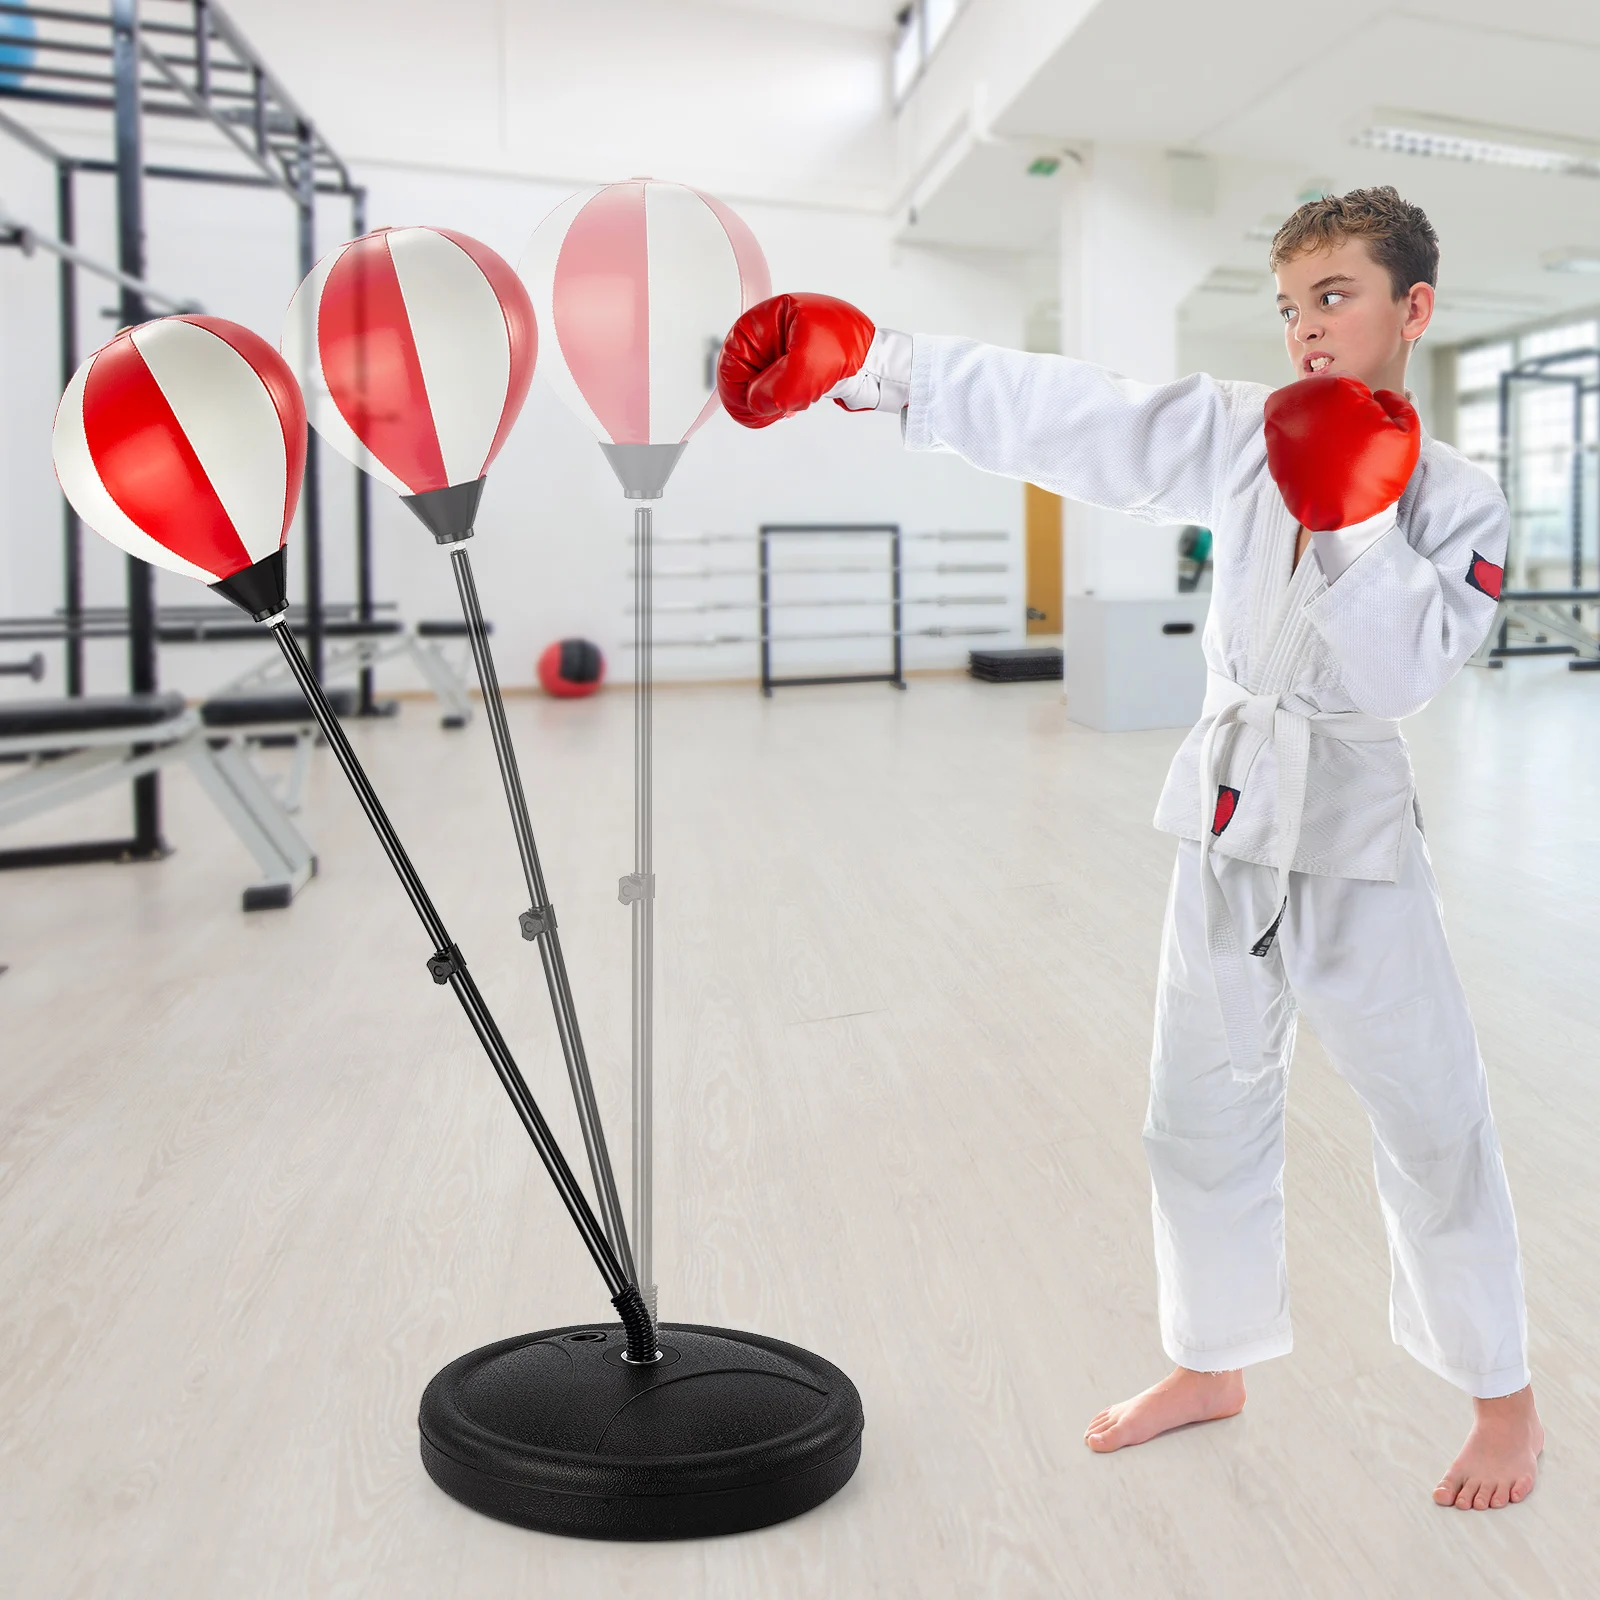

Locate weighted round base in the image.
[419,1322,864,1540]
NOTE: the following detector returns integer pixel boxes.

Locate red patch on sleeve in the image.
[1212,785,1240,835]
[1466,552,1504,600]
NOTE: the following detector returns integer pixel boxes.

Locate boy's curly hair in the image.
[1270,186,1439,298]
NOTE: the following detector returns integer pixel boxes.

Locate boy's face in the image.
[1273,236,1433,394]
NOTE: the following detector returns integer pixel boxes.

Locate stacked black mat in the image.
[968,647,1064,683]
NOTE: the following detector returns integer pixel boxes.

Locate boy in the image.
[718,186,1541,1511]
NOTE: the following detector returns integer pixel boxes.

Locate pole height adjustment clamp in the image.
[519,905,556,941]
[426,943,463,984]
[617,872,656,906]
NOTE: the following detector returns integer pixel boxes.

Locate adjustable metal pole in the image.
[625,505,657,1320]
[447,546,635,1282]
[596,446,680,1329]
[636,504,656,1320]
[268,619,658,1364]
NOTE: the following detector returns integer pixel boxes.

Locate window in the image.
[1455,315,1599,591]
[891,7,921,101]
[1456,341,1513,396]
[1521,322,1597,360]
[891,0,967,105]
[924,0,959,51]
[1456,400,1501,480]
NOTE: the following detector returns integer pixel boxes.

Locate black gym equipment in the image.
[0,651,45,681]
[0,0,376,874]
[968,646,1064,683]
[205,544,863,1537]
[759,523,907,695]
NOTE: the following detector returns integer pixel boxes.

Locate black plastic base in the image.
[419,1322,863,1541]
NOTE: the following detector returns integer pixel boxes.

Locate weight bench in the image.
[412,619,486,727]
[0,691,319,911]
[200,685,357,815]
[180,617,483,728]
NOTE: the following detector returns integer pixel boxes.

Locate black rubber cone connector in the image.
[210,546,289,620]
[419,1323,864,1540]
[402,478,486,544]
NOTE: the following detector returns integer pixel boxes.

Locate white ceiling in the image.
[904,0,1600,345]
[997,1,1600,154]
[198,0,897,209]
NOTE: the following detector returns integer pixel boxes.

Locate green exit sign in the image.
[1027,156,1061,177]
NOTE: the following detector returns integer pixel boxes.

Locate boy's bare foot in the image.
[1083,1366,1246,1453]
[1433,1385,1543,1510]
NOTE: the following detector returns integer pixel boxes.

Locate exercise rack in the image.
[614,524,1015,692]
[1470,346,1600,671]
[0,0,370,868]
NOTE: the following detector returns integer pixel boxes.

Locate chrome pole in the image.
[631,504,656,1322]
[448,545,634,1282]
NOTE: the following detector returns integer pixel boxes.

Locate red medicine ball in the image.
[538,638,605,698]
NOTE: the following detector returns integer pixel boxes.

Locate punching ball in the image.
[52,315,305,618]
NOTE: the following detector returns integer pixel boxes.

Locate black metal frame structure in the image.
[1485,349,1600,671]
[758,523,906,696]
[0,0,376,870]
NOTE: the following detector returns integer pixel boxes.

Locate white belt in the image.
[1197,671,1399,1081]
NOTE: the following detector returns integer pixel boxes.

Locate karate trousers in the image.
[1145,817,1530,1397]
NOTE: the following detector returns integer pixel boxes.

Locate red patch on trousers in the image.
[1466,552,1504,600]
[1212,785,1240,835]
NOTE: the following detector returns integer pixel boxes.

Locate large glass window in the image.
[924,0,960,51]
[891,0,967,105]
[891,7,921,102]
[1455,315,1598,592]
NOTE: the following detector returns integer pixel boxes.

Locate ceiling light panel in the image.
[1542,248,1600,274]
[1354,123,1600,178]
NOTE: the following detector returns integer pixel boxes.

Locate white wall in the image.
[224,0,897,212]
[1056,147,1310,598]
[1178,330,1288,389]
[1177,325,1437,430]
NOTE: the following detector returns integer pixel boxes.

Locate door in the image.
[1025,482,1063,634]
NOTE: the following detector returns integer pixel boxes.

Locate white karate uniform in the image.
[896,334,1529,1397]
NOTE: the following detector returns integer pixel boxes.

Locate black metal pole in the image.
[1498,370,1513,597]
[57,159,83,698]
[192,0,211,103]
[448,545,635,1282]
[296,122,324,682]
[1571,377,1584,606]
[759,525,772,697]
[113,0,164,857]
[350,186,376,716]
[267,620,658,1363]
[890,525,905,690]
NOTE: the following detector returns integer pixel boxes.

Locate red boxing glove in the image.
[1263,374,1420,531]
[717,293,875,430]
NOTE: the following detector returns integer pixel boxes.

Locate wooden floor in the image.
[3,664,1598,1598]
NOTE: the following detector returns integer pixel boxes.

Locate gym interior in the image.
[2,3,1597,1595]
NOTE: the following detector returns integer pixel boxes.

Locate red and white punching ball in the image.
[520,178,770,497]
[282,226,537,542]
[52,316,307,618]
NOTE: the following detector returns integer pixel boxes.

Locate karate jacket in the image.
[903,336,1510,884]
